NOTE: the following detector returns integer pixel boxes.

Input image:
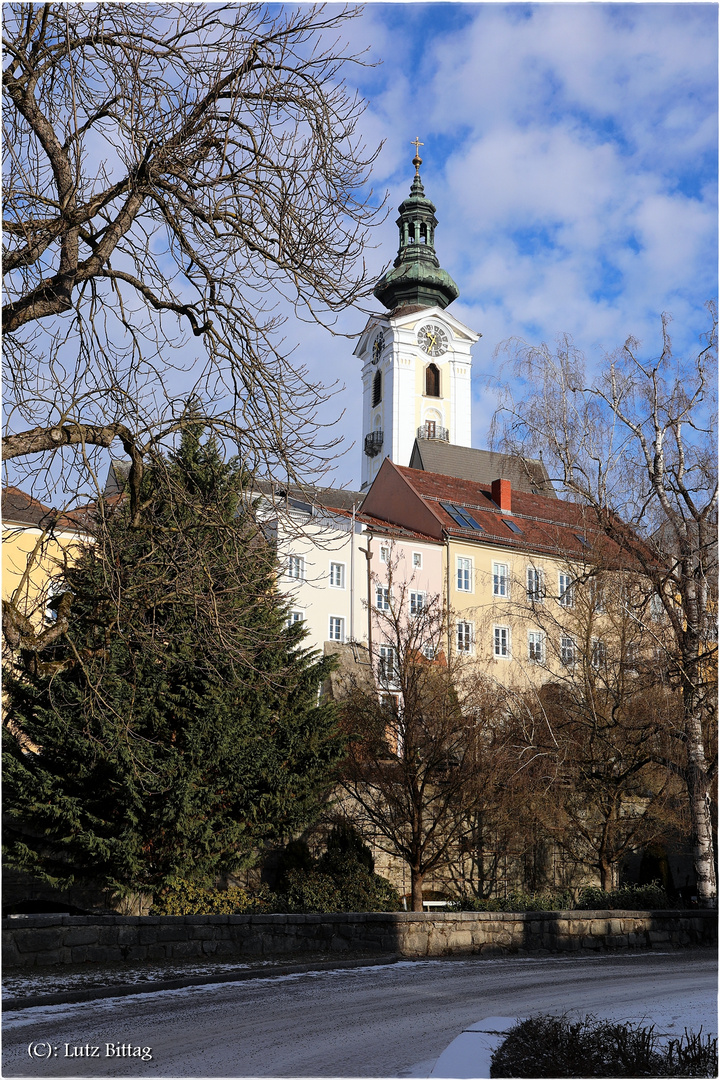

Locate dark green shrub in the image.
[273,825,402,913]
[319,821,375,874]
[575,882,671,910]
[277,839,315,876]
[451,889,573,913]
[451,882,673,913]
[490,1015,717,1078]
[280,869,343,914]
[278,860,401,913]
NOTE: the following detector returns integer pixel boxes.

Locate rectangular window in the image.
[378,645,397,684]
[493,562,509,598]
[287,555,305,581]
[376,585,391,611]
[561,635,577,667]
[410,590,426,616]
[591,638,607,669]
[379,545,390,564]
[527,566,544,603]
[493,625,511,658]
[287,610,304,627]
[44,579,65,624]
[379,692,400,714]
[457,556,472,592]
[329,561,345,589]
[412,552,423,569]
[328,616,345,642]
[590,579,605,614]
[649,593,664,619]
[457,620,474,653]
[624,642,639,673]
[558,571,574,608]
[528,630,545,663]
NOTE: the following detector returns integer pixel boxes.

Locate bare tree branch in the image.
[3,2,386,511]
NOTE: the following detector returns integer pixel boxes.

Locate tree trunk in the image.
[685,686,717,908]
[600,860,614,893]
[411,869,424,912]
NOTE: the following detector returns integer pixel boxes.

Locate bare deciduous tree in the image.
[499,583,689,894]
[3,2,384,515]
[338,586,515,911]
[494,307,718,905]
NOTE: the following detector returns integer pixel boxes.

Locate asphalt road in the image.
[3,950,716,1078]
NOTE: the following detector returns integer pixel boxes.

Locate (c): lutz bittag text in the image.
[28,1042,153,1061]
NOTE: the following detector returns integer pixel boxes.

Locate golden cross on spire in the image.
[411,136,424,175]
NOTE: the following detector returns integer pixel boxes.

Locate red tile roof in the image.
[356,511,443,545]
[326,503,442,544]
[3,487,96,533]
[389,466,626,563]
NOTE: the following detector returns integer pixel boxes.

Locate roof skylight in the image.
[503,519,523,535]
[440,501,484,531]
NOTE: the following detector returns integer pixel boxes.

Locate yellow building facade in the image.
[2,488,86,648]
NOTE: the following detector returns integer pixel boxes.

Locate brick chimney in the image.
[491,478,512,512]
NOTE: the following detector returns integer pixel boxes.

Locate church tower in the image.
[355,143,480,490]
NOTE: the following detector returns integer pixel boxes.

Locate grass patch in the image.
[490,1014,717,1078]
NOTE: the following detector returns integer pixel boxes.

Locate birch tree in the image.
[494,307,717,905]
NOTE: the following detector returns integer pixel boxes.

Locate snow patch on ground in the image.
[2,953,548,1003]
[590,995,718,1040]
[3,953,404,1001]
[4,957,294,998]
[3,961,413,1029]
[428,994,718,1080]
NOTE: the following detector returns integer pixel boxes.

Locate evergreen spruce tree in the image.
[3,427,342,899]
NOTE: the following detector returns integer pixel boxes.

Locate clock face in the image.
[417,323,448,357]
[372,333,384,365]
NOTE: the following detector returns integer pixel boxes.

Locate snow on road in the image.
[3,951,717,1079]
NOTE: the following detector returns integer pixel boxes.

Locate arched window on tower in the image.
[419,223,427,244]
[372,370,382,407]
[425,363,440,398]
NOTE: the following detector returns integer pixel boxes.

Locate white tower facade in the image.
[355,306,479,490]
[355,150,480,490]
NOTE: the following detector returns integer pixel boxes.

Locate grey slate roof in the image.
[253,479,364,514]
[104,460,131,496]
[408,440,557,498]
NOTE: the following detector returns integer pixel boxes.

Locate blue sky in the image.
[300,2,717,489]
[4,3,716,502]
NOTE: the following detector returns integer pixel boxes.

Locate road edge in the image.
[3,954,402,1011]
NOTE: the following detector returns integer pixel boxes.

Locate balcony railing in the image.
[417,423,449,442]
[364,430,384,457]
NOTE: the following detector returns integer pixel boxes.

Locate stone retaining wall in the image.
[3,910,715,968]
